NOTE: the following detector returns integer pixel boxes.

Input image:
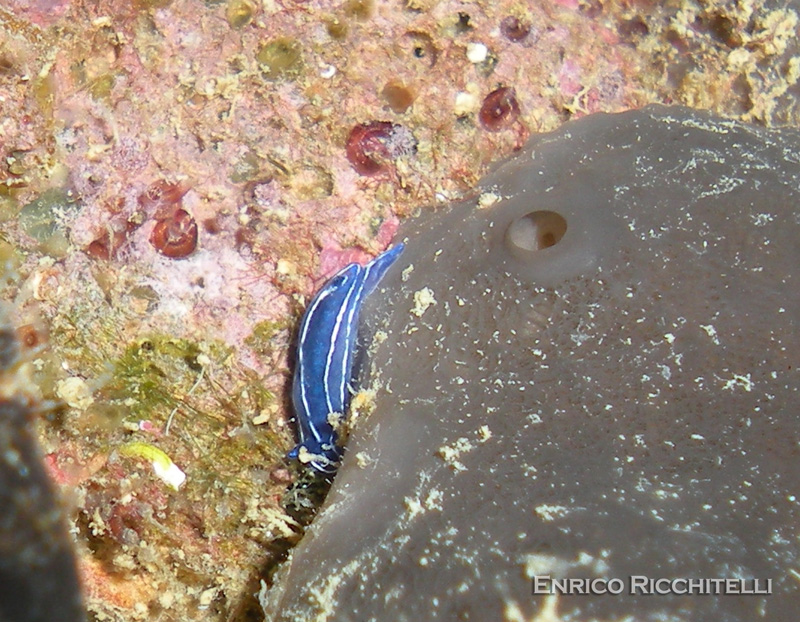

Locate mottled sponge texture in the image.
[264,106,800,621]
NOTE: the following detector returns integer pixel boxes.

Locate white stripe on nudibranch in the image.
[324,272,361,415]
[290,243,405,473]
[297,284,336,445]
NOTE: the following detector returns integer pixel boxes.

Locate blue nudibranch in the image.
[289,244,404,473]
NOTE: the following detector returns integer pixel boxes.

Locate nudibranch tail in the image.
[362,243,405,295]
[289,243,405,473]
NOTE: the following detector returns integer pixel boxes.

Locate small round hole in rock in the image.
[505,210,567,252]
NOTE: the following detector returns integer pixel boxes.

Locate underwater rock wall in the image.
[264,105,800,621]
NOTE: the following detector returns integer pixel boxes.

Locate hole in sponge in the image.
[505,210,567,252]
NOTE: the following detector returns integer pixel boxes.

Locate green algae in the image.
[102,337,211,422]
[0,239,21,289]
[343,0,374,21]
[133,0,172,9]
[229,148,261,184]
[0,193,18,221]
[32,71,55,120]
[88,73,116,102]
[18,188,79,241]
[50,317,290,554]
[5,150,27,177]
[226,0,256,29]
[256,38,303,81]
[325,17,348,40]
[245,319,290,357]
[18,188,80,258]
[287,165,333,200]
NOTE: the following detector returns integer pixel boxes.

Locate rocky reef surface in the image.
[1,0,800,620]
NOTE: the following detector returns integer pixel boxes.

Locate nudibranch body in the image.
[290,244,404,472]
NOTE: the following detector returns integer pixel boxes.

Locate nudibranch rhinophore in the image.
[265,106,800,621]
[289,244,404,473]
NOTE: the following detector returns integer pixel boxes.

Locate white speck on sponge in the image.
[700,324,720,345]
[478,191,501,209]
[411,287,437,317]
[535,504,570,521]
